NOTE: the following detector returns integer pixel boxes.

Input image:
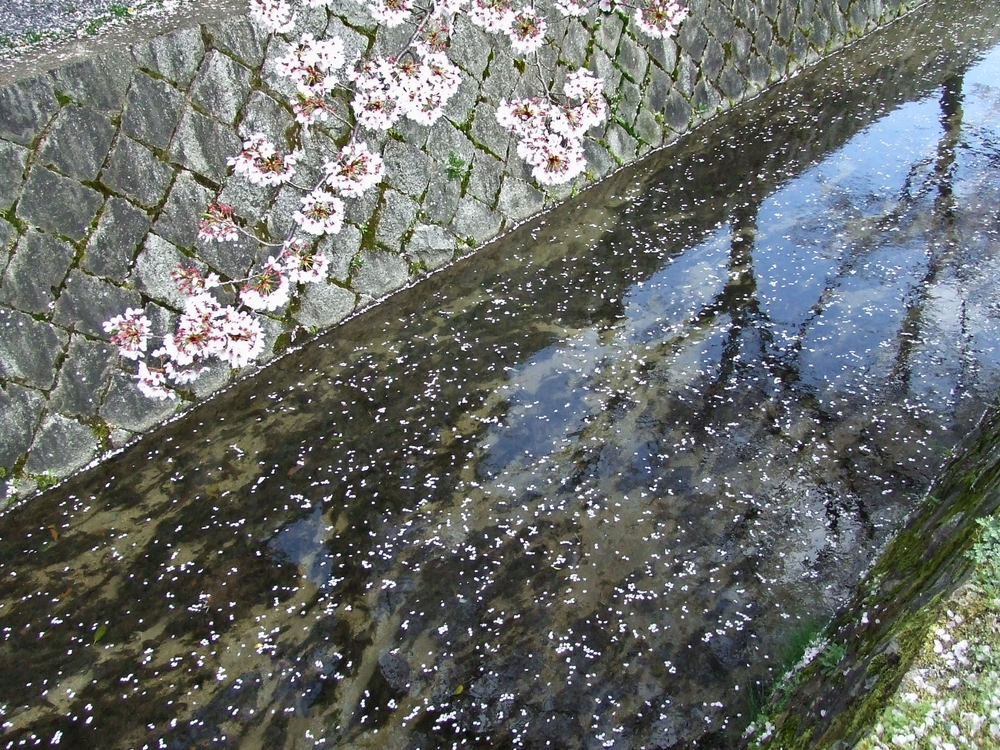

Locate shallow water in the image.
[2,2,1000,748]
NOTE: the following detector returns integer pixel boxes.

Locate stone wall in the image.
[0,0,920,500]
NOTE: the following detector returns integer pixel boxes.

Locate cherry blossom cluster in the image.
[110,0,689,400]
[496,68,606,184]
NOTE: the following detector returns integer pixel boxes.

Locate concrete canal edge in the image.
[743,405,1000,749]
[0,0,925,501]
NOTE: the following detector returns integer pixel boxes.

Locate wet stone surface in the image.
[0,2,999,748]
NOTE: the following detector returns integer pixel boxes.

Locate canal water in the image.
[2,1,1000,748]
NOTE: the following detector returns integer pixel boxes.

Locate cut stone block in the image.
[155,170,212,249]
[293,281,357,330]
[0,383,44,469]
[407,224,456,271]
[316,224,362,283]
[0,139,28,212]
[50,51,134,113]
[49,334,116,417]
[134,234,209,310]
[0,306,68,390]
[191,50,253,125]
[131,26,206,89]
[16,166,103,241]
[375,189,418,250]
[206,16,268,68]
[383,140,434,199]
[24,414,99,477]
[498,176,545,224]
[169,106,242,184]
[0,229,75,314]
[121,71,185,151]
[237,90,294,144]
[84,198,152,281]
[102,134,175,208]
[0,76,59,147]
[100,369,177,433]
[53,270,143,338]
[38,106,116,182]
[451,196,503,246]
[350,249,410,301]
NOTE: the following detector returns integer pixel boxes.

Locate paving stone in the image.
[0,139,28,212]
[121,71,185,151]
[497,175,545,224]
[350,249,410,301]
[169,105,242,184]
[53,270,143,338]
[38,106,116,182]
[131,26,206,89]
[238,90,295,144]
[23,414,99,477]
[102,134,175,208]
[15,166,104,241]
[191,50,253,125]
[451,196,503,246]
[467,150,503,207]
[375,189,418,250]
[100,369,178,433]
[293,281,357,330]
[0,230,76,314]
[155,171,212,249]
[134,234,209,310]
[50,50,134,112]
[0,76,59,147]
[0,306,68,390]
[316,224,363,283]
[0,383,44,469]
[406,224,456,271]
[206,16,268,68]
[49,334,116,417]
[83,198,152,281]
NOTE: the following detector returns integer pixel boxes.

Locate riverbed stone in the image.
[83,198,152,281]
[0,76,59,147]
[0,306,67,390]
[38,106,116,182]
[16,166,104,241]
[170,106,242,185]
[155,171,212,249]
[23,414,99,477]
[100,369,178,433]
[53,270,143,338]
[49,335,116,417]
[351,250,410,300]
[121,71,185,151]
[0,230,75,315]
[191,50,253,125]
[102,135,175,208]
[0,139,28,212]
[131,26,206,89]
[293,281,356,330]
[0,383,44,469]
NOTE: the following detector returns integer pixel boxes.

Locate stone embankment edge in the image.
[0,0,923,503]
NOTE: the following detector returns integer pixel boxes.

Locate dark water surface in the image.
[3,2,1000,748]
